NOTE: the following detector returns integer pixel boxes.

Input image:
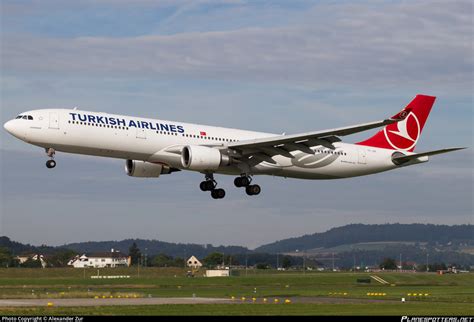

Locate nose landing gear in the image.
[45,148,56,169]
[46,159,56,169]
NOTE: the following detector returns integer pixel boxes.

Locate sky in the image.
[0,0,472,249]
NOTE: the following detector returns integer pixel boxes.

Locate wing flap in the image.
[259,146,295,159]
[251,153,278,164]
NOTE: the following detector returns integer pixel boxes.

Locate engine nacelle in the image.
[125,160,175,177]
[181,145,230,171]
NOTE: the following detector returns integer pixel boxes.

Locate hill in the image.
[255,223,473,253]
[0,237,249,259]
[2,223,473,268]
[60,239,249,259]
[0,236,58,255]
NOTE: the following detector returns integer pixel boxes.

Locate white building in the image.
[205,269,230,277]
[68,249,130,268]
[16,254,47,268]
[186,256,202,269]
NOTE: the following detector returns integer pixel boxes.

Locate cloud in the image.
[3,1,471,89]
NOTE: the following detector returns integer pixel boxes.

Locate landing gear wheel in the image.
[211,188,226,199]
[200,180,216,191]
[234,177,242,188]
[245,184,261,196]
[46,160,56,169]
[234,176,251,187]
[216,188,226,199]
[241,177,250,186]
[201,173,225,199]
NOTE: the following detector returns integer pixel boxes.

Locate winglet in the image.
[389,107,412,121]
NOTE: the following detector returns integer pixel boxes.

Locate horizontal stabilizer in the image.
[392,147,466,165]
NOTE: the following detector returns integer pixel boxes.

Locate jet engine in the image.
[125,160,177,177]
[181,145,230,171]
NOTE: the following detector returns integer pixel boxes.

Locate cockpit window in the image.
[16,115,33,120]
[15,114,34,120]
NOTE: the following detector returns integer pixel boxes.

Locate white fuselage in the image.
[4,109,400,179]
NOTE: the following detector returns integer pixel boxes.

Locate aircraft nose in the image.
[3,120,14,134]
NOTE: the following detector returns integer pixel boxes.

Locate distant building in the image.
[16,256,30,264]
[16,254,47,268]
[186,256,202,269]
[205,269,229,277]
[404,261,418,270]
[68,249,130,268]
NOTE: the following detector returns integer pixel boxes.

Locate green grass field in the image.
[1,302,473,316]
[0,267,473,315]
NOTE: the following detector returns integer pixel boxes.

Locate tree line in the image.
[1,243,471,272]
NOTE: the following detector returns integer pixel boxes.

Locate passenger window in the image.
[28,116,33,120]
[22,116,27,119]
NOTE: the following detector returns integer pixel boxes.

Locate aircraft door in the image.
[357,148,367,165]
[49,112,59,129]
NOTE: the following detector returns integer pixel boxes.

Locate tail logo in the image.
[384,112,420,151]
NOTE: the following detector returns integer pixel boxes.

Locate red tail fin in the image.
[357,95,435,152]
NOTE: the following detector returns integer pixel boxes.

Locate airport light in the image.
[332,253,335,271]
[245,253,248,277]
[303,252,306,274]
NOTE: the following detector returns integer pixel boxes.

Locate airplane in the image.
[3,94,465,199]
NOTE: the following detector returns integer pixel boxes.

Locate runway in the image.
[0,297,399,307]
[0,297,233,307]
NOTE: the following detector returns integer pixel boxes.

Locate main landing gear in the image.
[234,175,261,196]
[200,173,226,199]
[199,174,261,199]
[45,148,56,169]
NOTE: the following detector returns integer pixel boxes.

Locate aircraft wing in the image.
[227,107,412,161]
